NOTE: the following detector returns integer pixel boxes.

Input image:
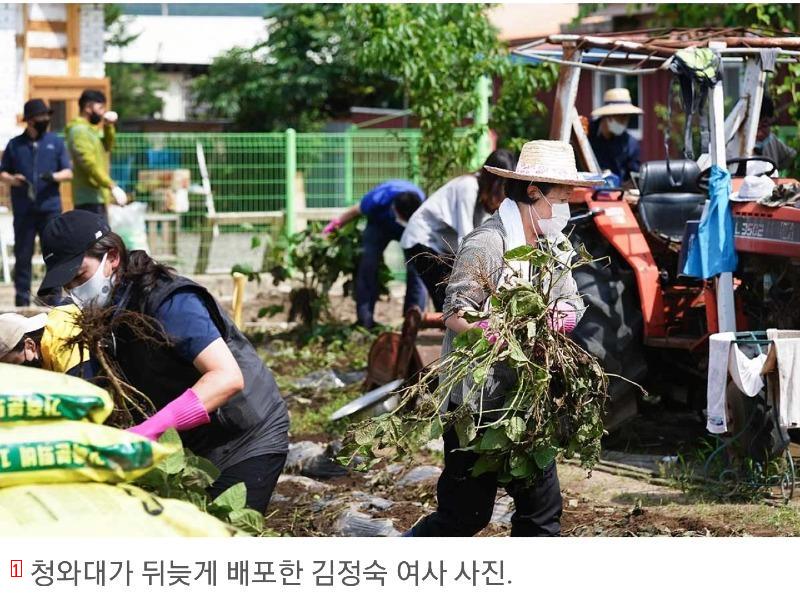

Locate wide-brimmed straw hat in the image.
[483,140,602,187]
[591,88,643,118]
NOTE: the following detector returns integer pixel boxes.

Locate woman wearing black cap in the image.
[38,210,290,513]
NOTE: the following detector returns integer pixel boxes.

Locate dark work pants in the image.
[356,220,427,328]
[74,203,108,220]
[404,244,453,313]
[13,209,59,306]
[207,452,287,513]
[410,426,563,537]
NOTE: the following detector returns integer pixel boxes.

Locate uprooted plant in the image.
[264,220,392,328]
[339,241,612,485]
[63,304,165,427]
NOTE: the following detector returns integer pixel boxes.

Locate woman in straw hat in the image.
[406,140,601,537]
[589,87,643,183]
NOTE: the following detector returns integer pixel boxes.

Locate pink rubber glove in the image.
[127,388,210,442]
[323,218,343,235]
[547,302,578,334]
[475,319,498,344]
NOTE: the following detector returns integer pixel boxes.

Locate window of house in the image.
[722,61,743,111]
[592,72,643,140]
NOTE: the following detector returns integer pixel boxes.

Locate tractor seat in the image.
[637,160,706,243]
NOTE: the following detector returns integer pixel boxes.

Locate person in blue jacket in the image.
[323,180,427,328]
[0,99,72,306]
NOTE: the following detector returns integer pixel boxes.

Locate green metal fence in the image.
[111,129,423,273]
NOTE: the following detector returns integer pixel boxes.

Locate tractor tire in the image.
[726,381,789,463]
[569,225,648,431]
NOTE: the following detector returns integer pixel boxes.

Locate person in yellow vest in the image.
[0,308,94,376]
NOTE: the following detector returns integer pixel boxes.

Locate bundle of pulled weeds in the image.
[340,243,610,485]
[62,304,166,428]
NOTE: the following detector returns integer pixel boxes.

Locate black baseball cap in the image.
[38,210,111,294]
[23,98,52,120]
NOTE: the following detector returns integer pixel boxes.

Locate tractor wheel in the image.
[726,381,789,463]
[569,225,648,431]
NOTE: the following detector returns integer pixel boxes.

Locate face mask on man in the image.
[69,253,115,308]
[33,119,50,137]
[21,352,42,368]
[607,118,627,136]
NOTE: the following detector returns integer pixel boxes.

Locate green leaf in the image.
[228,508,265,535]
[478,426,510,451]
[211,482,247,512]
[454,415,477,447]
[510,452,537,478]
[472,364,489,385]
[453,327,483,350]
[187,454,222,482]
[505,416,526,443]
[471,454,501,477]
[504,245,536,261]
[158,428,182,448]
[158,449,186,475]
[429,416,444,441]
[354,421,378,446]
[533,446,558,469]
[251,235,262,249]
[506,336,528,364]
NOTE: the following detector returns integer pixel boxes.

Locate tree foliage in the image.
[346,3,556,191]
[194,4,402,131]
[103,4,166,119]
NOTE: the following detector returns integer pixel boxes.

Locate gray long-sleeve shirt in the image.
[440,212,584,412]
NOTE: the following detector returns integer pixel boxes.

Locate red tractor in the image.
[513,29,800,457]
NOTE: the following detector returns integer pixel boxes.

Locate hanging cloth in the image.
[682,165,738,278]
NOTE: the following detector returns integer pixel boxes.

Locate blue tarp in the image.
[683,164,738,279]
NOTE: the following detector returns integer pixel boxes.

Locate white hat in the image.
[483,140,602,187]
[591,88,644,118]
[730,175,776,202]
[0,313,47,360]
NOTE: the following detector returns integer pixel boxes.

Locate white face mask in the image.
[528,196,571,239]
[607,118,627,136]
[69,253,114,308]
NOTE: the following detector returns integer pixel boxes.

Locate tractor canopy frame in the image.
[512,28,800,336]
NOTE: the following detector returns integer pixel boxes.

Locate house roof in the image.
[104,15,268,66]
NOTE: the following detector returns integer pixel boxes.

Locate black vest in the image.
[112,275,286,458]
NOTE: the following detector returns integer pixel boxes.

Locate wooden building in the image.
[0,3,108,146]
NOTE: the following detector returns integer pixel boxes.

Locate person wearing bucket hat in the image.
[0,98,72,306]
[38,209,290,513]
[400,149,516,312]
[405,140,601,538]
[589,87,643,183]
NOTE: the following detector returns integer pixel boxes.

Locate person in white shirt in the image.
[401,149,516,311]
